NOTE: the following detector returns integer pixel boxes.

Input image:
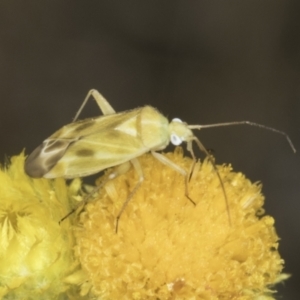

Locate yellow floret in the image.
[73,148,285,299]
[0,153,84,299]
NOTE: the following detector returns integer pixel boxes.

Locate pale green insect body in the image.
[25,104,192,179]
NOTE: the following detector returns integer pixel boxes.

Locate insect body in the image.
[25,90,211,229]
[25,95,196,179]
[25,90,295,229]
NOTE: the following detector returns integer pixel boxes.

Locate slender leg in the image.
[73,89,116,121]
[151,151,186,176]
[61,90,146,232]
[151,151,196,206]
[59,176,113,224]
[191,137,232,226]
[60,90,117,222]
[59,161,132,224]
[115,158,144,233]
[60,143,144,233]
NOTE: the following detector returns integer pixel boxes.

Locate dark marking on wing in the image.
[74,120,96,133]
[25,139,75,178]
[43,140,68,153]
[76,148,95,157]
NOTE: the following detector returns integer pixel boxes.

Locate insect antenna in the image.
[187,137,232,226]
[189,121,296,153]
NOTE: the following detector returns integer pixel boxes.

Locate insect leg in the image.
[59,178,111,224]
[59,161,132,224]
[150,151,195,205]
[115,158,144,233]
[73,89,116,121]
[190,137,232,226]
[151,151,186,176]
[184,142,199,205]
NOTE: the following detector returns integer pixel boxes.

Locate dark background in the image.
[0,1,299,298]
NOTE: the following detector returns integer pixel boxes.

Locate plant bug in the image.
[25,89,296,231]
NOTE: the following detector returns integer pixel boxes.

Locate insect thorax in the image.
[139,106,170,151]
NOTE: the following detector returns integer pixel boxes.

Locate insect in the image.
[25,89,296,231]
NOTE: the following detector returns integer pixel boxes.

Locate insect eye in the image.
[170,134,183,146]
[172,118,182,123]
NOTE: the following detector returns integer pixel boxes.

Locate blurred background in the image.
[0,1,299,298]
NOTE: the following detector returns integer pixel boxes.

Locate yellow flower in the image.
[1,150,286,299]
[74,148,285,299]
[0,153,84,299]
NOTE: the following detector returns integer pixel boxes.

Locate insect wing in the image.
[24,137,78,178]
[26,108,149,178]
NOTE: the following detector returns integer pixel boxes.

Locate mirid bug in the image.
[25,89,296,230]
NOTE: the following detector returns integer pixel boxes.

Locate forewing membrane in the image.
[26,107,149,178]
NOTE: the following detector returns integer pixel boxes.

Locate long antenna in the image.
[188,121,296,153]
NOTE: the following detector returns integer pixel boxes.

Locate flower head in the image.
[74,148,285,299]
[0,153,84,299]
